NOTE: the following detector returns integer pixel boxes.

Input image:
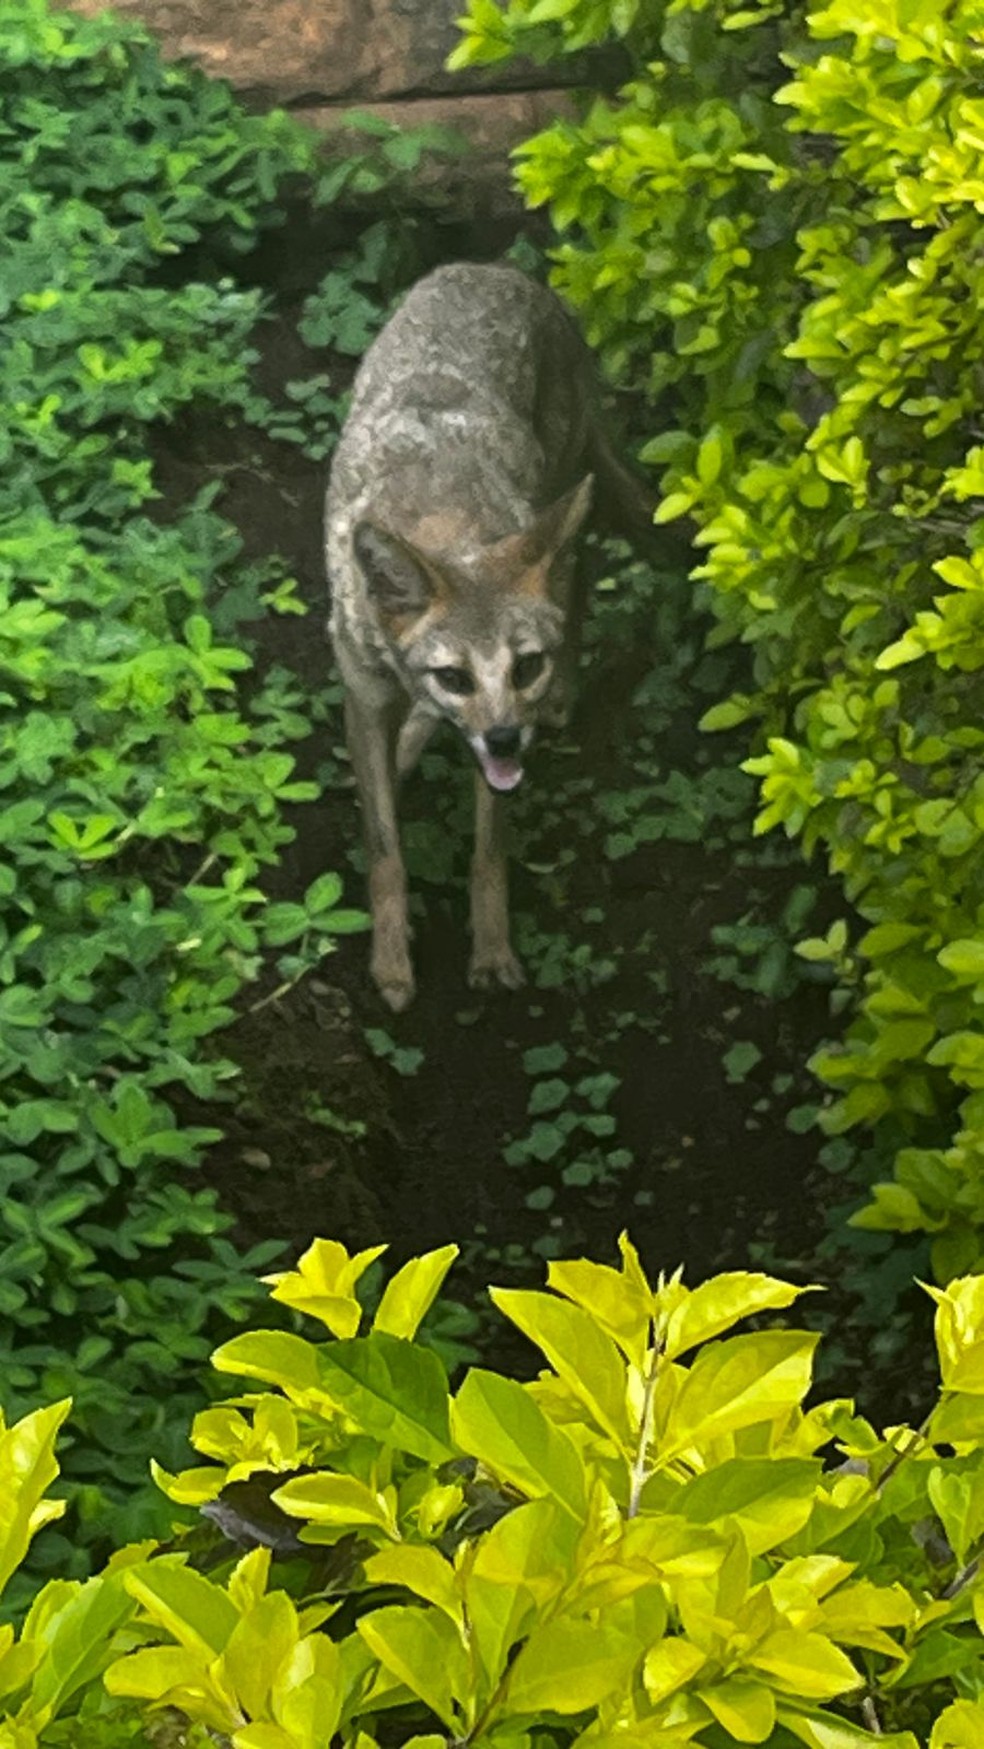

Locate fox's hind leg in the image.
[344,690,415,1011]
[469,775,524,991]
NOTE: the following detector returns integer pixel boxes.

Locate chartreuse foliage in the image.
[448,0,984,1276]
[0,0,368,1571]
[13,1241,984,1746]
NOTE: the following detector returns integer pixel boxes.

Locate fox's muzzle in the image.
[474,724,527,793]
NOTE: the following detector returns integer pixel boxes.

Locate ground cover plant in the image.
[448,0,984,1279]
[0,0,381,1578]
[4,1237,984,1749]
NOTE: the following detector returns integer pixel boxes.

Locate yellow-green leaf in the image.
[0,1401,71,1599]
[122,1558,239,1660]
[219,1592,300,1722]
[150,1461,224,1506]
[272,1474,398,1539]
[925,1276,984,1394]
[700,1676,775,1742]
[263,1239,386,1336]
[748,1629,860,1700]
[452,1369,587,1519]
[211,1332,324,1402]
[317,1333,453,1463]
[643,1637,707,1703]
[665,1274,812,1359]
[546,1257,652,1367]
[932,1701,984,1749]
[374,1245,459,1340]
[490,1289,632,1449]
[659,1332,818,1460]
[363,1547,461,1622]
[673,1457,819,1554]
[104,1646,209,1702]
[506,1616,643,1714]
[358,1605,465,1730]
[271,1635,343,1749]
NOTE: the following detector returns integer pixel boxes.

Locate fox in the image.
[325,261,652,1011]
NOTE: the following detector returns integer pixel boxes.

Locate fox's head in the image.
[352,476,593,792]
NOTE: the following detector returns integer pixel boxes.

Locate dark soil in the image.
[153,208,937,1419]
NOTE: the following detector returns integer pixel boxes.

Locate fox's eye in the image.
[512,651,546,690]
[433,666,475,696]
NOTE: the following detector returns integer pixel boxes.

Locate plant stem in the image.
[628,1334,664,1519]
[943,1551,981,1601]
[875,1410,933,1496]
[861,1695,882,1735]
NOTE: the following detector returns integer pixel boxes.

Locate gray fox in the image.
[325,262,651,1010]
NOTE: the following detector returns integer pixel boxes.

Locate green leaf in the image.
[303,872,343,914]
[939,939,984,980]
[522,1044,568,1074]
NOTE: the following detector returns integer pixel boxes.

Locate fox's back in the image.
[327,264,595,573]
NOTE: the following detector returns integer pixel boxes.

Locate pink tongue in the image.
[480,750,524,792]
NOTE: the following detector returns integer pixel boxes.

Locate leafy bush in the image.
[9,1237,984,1748]
[450,0,984,1278]
[0,0,366,1572]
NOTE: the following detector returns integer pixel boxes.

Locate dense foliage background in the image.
[0,0,369,1575]
[452,0,984,1278]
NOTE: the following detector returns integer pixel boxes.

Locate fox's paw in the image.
[469,944,525,992]
[371,945,415,1012]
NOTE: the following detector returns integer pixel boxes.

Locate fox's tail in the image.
[588,419,656,542]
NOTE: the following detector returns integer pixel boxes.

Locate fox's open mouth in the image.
[476,746,524,792]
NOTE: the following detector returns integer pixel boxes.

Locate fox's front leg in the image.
[469,775,524,991]
[344,690,414,1011]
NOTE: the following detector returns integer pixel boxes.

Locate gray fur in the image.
[324,262,641,1009]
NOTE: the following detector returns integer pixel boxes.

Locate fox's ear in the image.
[532,474,594,560]
[489,474,594,588]
[353,522,440,620]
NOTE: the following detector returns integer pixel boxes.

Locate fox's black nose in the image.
[485,725,522,758]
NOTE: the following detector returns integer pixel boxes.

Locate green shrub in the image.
[0,0,366,1573]
[8,1237,984,1748]
[449,0,984,1279]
